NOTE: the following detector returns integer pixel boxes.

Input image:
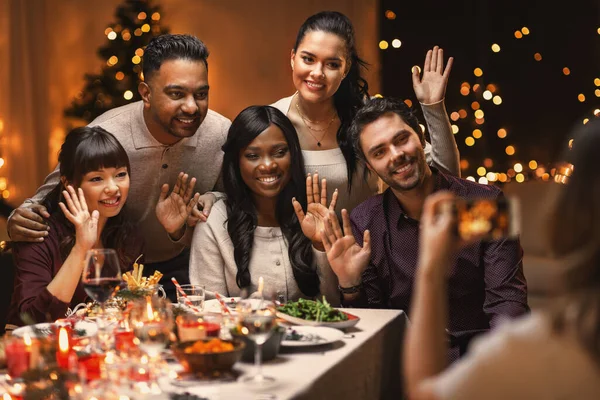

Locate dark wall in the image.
[380,0,600,175]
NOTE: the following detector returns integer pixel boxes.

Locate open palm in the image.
[293,173,338,244]
[322,209,371,286]
[412,46,453,105]
[156,172,200,234]
[59,185,99,251]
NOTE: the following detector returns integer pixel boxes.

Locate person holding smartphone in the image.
[320,97,529,360]
[402,119,600,399]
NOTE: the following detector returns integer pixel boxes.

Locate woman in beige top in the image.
[190,105,339,304]
[271,11,459,214]
[403,119,600,399]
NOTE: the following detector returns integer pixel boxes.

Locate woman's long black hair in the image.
[221,105,320,296]
[42,126,138,269]
[294,11,370,190]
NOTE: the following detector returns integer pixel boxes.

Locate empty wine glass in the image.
[237,298,277,384]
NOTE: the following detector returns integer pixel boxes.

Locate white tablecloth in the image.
[157,308,408,400]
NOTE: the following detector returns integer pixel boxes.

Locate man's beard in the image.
[382,152,425,192]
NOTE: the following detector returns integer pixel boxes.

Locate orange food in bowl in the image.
[183,338,234,354]
[172,338,245,373]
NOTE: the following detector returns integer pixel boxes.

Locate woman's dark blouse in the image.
[6,214,141,326]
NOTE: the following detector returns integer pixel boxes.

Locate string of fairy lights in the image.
[103,10,162,102]
[378,8,599,185]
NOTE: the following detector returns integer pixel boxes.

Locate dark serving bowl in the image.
[171,338,245,374]
[230,326,286,362]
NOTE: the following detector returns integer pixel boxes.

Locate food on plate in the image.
[183,338,234,354]
[277,297,348,322]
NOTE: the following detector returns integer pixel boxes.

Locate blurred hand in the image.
[418,191,458,274]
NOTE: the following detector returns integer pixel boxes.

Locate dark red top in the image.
[6,214,142,326]
[7,215,89,326]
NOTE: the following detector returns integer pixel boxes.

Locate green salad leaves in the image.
[277,297,348,322]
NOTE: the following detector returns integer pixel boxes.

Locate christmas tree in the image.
[64,0,169,123]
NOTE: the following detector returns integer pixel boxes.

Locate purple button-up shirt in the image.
[349,169,529,355]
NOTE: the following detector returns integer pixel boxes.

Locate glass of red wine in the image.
[82,249,122,341]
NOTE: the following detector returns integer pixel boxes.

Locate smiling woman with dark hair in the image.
[6,125,197,327]
[271,11,459,217]
[189,105,339,303]
[6,126,141,326]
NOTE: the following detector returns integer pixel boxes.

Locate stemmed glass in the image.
[129,296,174,358]
[237,298,277,384]
[128,296,173,394]
[82,249,122,343]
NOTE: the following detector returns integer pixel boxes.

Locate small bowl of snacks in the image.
[171,338,245,374]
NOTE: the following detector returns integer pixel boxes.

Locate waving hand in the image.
[292,173,338,246]
[58,185,99,251]
[321,209,370,288]
[156,172,200,235]
[412,45,454,105]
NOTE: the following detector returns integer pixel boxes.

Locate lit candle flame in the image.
[23,332,32,347]
[58,327,69,352]
[3,393,13,400]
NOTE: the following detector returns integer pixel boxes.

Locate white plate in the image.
[276,309,360,329]
[12,320,98,339]
[281,326,345,347]
[203,297,255,314]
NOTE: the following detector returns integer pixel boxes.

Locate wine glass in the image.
[129,296,173,358]
[237,298,277,384]
[82,249,122,343]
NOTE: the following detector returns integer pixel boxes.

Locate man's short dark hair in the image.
[349,97,424,162]
[142,34,209,81]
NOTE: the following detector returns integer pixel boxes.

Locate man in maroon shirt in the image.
[321,97,528,359]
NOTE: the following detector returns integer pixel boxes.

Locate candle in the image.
[258,276,264,297]
[176,314,221,342]
[56,326,76,370]
[114,329,136,353]
[77,353,105,382]
[5,335,31,378]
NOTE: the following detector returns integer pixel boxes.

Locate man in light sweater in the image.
[7,34,231,301]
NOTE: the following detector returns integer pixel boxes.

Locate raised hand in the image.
[155,172,200,235]
[292,173,338,246]
[58,185,99,251]
[321,209,370,287]
[412,45,453,105]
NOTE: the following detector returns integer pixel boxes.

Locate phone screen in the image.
[455,196,520,241]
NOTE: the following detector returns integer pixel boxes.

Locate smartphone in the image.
[454,196,520,241]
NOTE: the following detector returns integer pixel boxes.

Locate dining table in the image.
[0,308,408,399]
[158,307,408,400]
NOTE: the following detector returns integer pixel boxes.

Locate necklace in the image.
[294,95,337,147]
